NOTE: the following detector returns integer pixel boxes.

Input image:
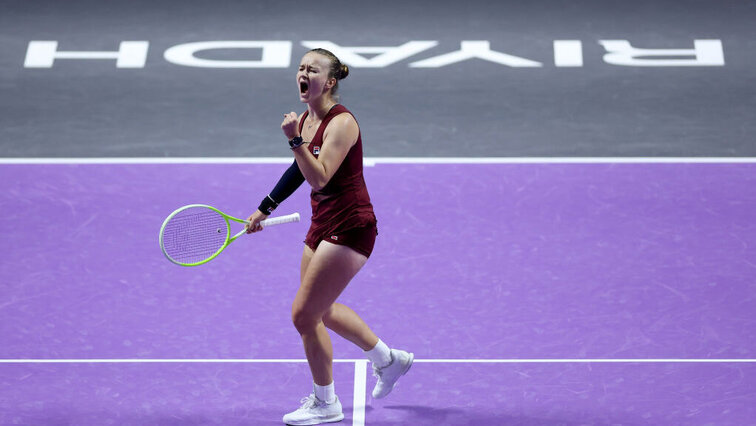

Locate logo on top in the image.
[22,40,726,69]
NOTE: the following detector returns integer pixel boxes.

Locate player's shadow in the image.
[378,404,582,425]
[380,404,505,425]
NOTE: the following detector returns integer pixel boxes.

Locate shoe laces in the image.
[372,365,383,379]
[372,354,395,379]
[298,394,323,409]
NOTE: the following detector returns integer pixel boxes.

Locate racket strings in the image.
[162,207,228,264]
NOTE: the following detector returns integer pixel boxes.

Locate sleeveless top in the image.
[298,104,377,238]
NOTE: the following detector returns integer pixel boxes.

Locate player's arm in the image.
[281,111,359,191]
[246,161,305,233]
[247,113,307,233]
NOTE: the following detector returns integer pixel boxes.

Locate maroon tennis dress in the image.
[300,104,378,257]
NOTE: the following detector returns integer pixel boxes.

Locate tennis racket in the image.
[159,204,300,266]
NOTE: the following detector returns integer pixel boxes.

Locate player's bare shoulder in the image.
[324,112,359,146]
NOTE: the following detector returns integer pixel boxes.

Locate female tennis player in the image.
[246,48,413,425]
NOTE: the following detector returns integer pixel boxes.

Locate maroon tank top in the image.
[299,104,376,238]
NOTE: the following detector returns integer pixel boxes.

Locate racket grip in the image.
[260,212,300,228]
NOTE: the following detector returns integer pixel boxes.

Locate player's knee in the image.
[291,306,319,334]
[321,304,336,326]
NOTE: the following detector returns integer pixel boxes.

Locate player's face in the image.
[297,53,335,103]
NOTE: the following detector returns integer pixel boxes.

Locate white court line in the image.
[2,157,756,165]
[364,157,756,165]
[1,358,755,363]
[412,358,756,363]
[352,360,368,426]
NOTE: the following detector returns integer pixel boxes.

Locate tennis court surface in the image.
[2,161,755,424]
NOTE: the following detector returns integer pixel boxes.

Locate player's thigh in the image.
[293,241,368,319]
[300,244,315,283]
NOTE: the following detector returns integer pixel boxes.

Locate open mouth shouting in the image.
[299,79,309,97]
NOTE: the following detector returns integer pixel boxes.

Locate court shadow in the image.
[377,404,584,425]
[379,404,505,425]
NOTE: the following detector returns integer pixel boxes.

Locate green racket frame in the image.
[159,204,300,267]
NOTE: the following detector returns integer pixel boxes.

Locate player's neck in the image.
[307,97,337,121]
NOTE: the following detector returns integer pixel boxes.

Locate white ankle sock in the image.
[365,339,392,368]
[314,381,336,404]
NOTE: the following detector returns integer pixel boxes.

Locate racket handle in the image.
[260,212,300,228]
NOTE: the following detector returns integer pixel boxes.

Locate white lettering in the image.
[300,41,438,67]
[24,41,149,68]
[21,39,729,70]
[163,41,292,68]
[409,41,542,68]
[553,40,583,67]
[599,39,724,66]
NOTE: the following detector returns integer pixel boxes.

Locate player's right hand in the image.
[245,210,269,233]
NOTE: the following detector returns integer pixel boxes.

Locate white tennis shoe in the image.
[371,349,414,399]
[282,394,344,425]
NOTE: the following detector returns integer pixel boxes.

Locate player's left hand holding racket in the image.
[159,204,300,266]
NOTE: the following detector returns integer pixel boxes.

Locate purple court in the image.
[1,162,755,425]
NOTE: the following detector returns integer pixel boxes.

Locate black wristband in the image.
[288,136,305,149]
[257,195,278,215]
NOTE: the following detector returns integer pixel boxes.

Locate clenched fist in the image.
[281,112,300,140]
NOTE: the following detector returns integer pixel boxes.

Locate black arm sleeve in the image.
[257,160,305,214]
